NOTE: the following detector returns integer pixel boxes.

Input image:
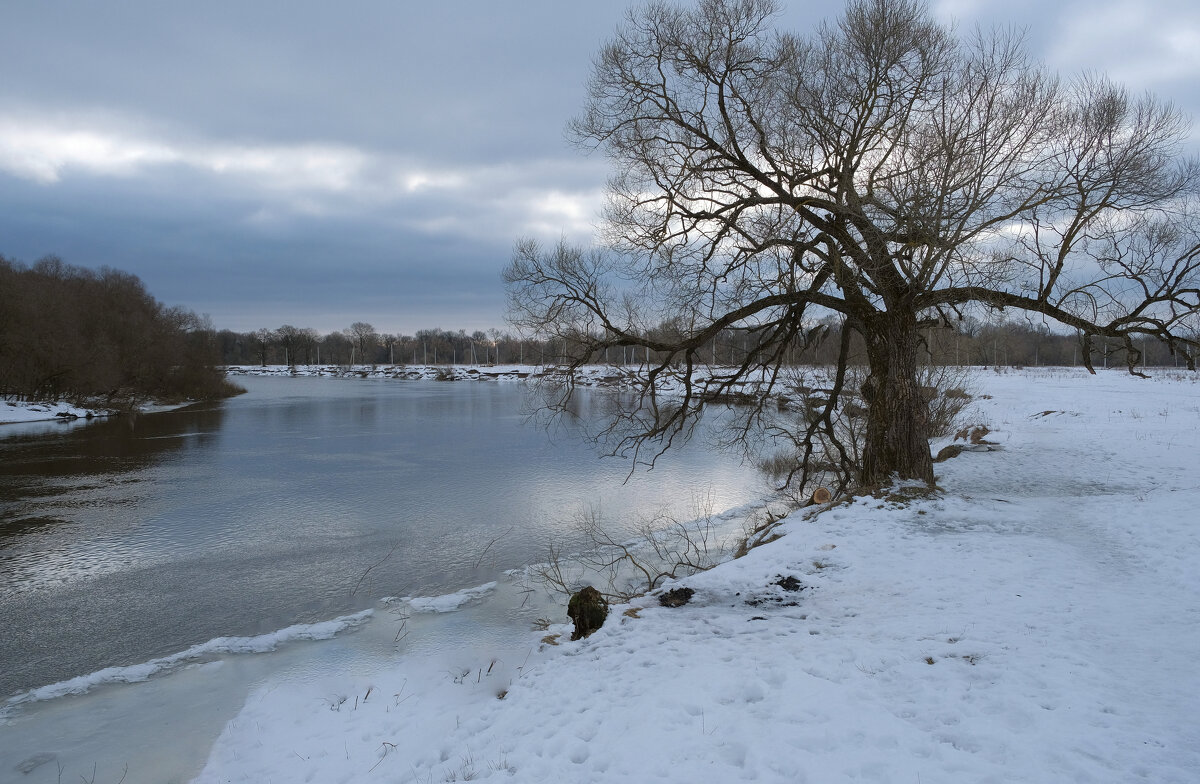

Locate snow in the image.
[393,581,499,613]
[2,611,374,714]
[0,398,107,425]
[181,367,1200,784]
[224,362,761,395]
[0,397,193,430]
[225,363,554,381]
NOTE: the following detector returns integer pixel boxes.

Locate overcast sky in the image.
[2,1,1198,335]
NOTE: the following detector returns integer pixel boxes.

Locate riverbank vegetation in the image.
[0,254,242,406]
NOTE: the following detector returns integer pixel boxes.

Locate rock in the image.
[567,586,608,640]
[935,443,965,461]
[659,587,695,607]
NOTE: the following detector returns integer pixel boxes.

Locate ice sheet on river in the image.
[2,609,373,714]
[389,580,499,613]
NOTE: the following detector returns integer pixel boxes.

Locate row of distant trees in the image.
[224,316,1191,370]
[770,317,1192,370]
[4,251,1183,410]
[217,324,558,367]
[0,255,240,404]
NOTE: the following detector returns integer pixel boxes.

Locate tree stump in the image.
[567,586,608,640]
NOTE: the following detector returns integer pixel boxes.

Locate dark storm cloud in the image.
[1,0,1197,334]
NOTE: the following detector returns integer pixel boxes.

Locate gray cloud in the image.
[2,0,1197,334]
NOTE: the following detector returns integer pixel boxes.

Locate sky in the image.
[2,1,1198,336]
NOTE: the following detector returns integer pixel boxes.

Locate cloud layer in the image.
[1,0,1197,333]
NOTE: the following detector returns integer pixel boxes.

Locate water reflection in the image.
[0,404,224,478]
[0,378,766,699]
[0,406,225,548]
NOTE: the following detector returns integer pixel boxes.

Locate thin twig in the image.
[472,526,514,569]
[350,541,402,597]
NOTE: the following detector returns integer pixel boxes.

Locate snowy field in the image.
[179,367,1199,784]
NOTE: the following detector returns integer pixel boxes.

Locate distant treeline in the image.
[0,256,241,405]
[218,324,561,367]
[224,318,1188,370]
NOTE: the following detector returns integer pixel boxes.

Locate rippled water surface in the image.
[0,376,765,699]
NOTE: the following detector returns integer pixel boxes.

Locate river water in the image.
[0,375,768,781]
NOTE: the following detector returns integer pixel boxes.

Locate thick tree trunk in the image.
[859,317,935,488]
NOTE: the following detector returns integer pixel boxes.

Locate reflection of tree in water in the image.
[0,404,227,540]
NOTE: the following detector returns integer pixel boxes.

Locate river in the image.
[0,374,769,782]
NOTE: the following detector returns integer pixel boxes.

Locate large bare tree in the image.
[505,0,1200,490]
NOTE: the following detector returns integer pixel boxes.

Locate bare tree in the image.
[299,327,320,365]
[275,324,304,368]
[505,0,1200,492]
[251,328,276,368]
[348,322,378,368]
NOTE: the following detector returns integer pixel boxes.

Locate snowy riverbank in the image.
[225,362,796,399]
[1,398,203,428]
[225,362,677,394]
[0,399,112,425]
[184,367,1199,783]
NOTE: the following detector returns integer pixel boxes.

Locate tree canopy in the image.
[505,0,1200,491]
[0,255,239,405]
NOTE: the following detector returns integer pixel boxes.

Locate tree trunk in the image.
[859,316,935,488]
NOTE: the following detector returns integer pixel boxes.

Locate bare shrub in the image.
[756,364,976,499]
[920,365,978,438]
[530,495,729,602]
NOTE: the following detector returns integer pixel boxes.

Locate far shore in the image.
[9,362,1187,427]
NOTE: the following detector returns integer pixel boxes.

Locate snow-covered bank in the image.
[225,361,792,397]
[1,397,201,430]
[0,398,111,425]
[225,362,655,390]
[191,367,1200,783]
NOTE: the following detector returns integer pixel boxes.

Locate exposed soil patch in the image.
[658,587,695,608]
[775,575,804,592]
[745,575,807,607]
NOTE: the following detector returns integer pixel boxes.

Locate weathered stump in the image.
[567,586,608,640]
